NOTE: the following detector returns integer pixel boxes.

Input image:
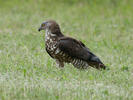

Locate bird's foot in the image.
[55,59,64,68]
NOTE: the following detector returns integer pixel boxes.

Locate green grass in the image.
[0,0,133,99]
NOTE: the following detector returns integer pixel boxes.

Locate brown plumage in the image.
[38,20,106,69]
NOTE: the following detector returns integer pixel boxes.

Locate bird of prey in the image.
[38,20,106,69]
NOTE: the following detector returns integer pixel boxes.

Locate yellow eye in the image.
[41,24,45,27]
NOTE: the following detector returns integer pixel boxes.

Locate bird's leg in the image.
[55,59,64,68]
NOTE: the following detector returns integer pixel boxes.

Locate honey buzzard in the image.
[38,20,106,69]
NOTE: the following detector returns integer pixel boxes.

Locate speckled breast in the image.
[45,35,71,62]
[45,35,58,56]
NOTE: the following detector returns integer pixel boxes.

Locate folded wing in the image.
[58,37,106,69]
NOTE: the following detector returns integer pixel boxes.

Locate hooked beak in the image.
[38,21,48,31]
[38,27,42,31]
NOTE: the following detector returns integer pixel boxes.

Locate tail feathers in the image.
[88,56,106,69]
[88,62,106,69]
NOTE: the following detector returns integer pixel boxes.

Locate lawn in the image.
[0,0,133,100]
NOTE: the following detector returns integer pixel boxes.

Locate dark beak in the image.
[38,27,42,31]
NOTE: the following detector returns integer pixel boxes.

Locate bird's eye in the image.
[41,24,45,27]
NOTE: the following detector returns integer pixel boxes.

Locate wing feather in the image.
[58,37,92,61]
[58,37,106,69]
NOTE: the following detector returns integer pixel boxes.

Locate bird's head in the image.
[38,20,62,36]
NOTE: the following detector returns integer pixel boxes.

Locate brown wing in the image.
[58,37,90,61]
[58,37,106,69]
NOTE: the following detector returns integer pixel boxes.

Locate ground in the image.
[0,0,133,100]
